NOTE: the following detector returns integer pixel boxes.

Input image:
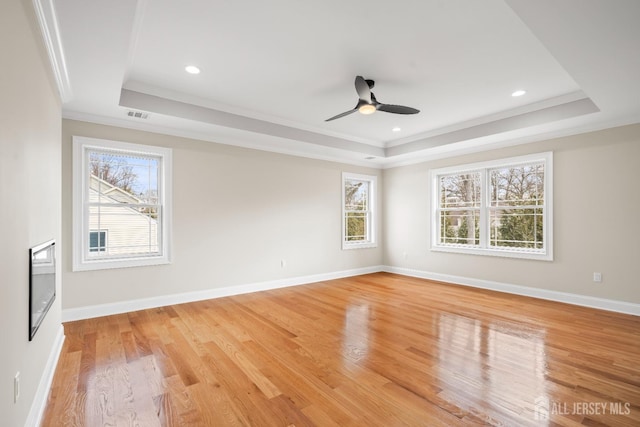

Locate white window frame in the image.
[342,172,377,250]
[430,152,553,261]
[72,136,172,271]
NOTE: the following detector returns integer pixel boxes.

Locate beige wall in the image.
[0,0,62,425]
[62,121,640,310]
[62,120,383,309]
[383,124,640,304]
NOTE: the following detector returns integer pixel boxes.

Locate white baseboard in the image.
[25,325,65,427]
[62,264,640,322]
[62,266,383,322]
[383,266,640,316]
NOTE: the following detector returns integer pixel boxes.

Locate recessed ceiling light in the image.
[511,89,526,97]
[185,65,201,74]
[392,127,401,132]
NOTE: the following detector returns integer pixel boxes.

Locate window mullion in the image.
[83,147,91,261]
[479,168,488,249]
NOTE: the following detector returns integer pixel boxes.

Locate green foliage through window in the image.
[345,179,369,242]
[434,154,550,258]
[343,174,376,247]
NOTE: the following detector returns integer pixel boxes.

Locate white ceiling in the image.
[42,0,640,167]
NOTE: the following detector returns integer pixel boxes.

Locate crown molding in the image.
[62,110,385,169]
[32,0,72,102]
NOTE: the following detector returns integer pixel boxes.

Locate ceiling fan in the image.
[325,76,420,122]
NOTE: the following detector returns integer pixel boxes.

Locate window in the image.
[73,136,172,271]
[342,172,377,249]
[89,231,107,252]
[431,152,552,260]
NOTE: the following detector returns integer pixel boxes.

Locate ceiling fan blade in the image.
[355,76,372,103]
[325,108,357,122]
[377,104,420,115]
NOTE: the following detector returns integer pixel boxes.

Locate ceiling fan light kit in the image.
[326,76,420,122]
[358,104,377,115]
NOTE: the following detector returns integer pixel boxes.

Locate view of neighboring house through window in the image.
[73,137,172,271]
[89,230,107,252]
[88,150,160,257]
[342,172,377,249]
[432,152,552,260]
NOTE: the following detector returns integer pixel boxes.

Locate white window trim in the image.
[72,136,173,271]
[342,172,378,250]
[430,152,553,261]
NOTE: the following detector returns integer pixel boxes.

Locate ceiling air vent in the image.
[127,110,149,119]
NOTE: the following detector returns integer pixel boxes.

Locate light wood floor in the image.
[43,273,640,426]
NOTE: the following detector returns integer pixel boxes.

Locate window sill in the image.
[72,255,171,272]
[431,245,552,261]
[343,242,378,250]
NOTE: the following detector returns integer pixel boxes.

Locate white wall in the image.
[0,0,62,425]
[383,124,640,304]
[62,120,383,309]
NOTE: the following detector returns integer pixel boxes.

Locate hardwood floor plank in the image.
[164,341,200,388]
[42,273,640,426]
[200,341,287,426]
[161,374,203,426]
[207,326,282,399]
[43,349,82,426]
[188,382,246,427]
[300,404,344,427]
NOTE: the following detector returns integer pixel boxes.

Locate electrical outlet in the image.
[403,252,408,260]
[280,259,286,268]
[593,272,602,283]
[14,372,20,403]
